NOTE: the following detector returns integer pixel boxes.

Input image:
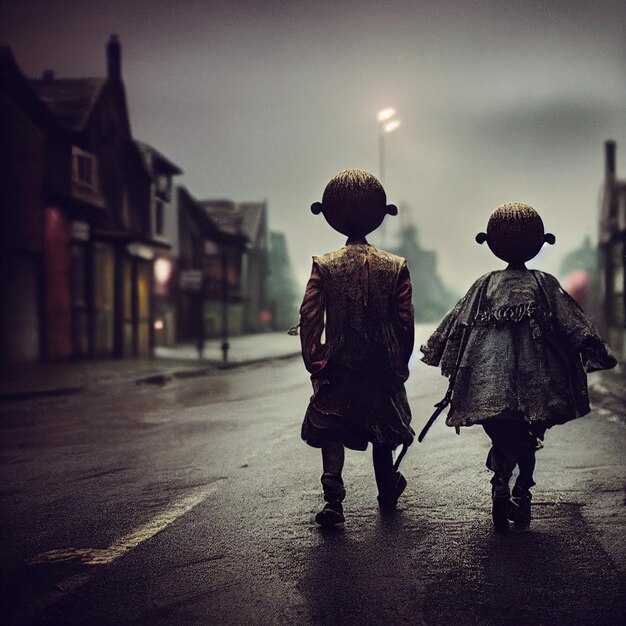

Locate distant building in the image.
[177,188,247,341]
[388,210,456,321]
[598,140,626,358]
[200,200,270,333]
[267,232,300,330]
[135,141,183,347]
[0,36,164,361]
[558,235,595,309]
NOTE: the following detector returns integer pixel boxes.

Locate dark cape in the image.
[300,242,415,451]
[420,269,616,429]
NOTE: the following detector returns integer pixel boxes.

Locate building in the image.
[267,232,300,331]
[200,200,270,333]
[0,36,166,361]
[135,141,183,347]
[388,208,457,321]
[177,188,247,342]
[598,140,626,358]
[558,235,595,309]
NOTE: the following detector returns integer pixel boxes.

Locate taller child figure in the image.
[299,169,415,527]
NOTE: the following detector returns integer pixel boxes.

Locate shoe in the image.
[315,501,345,526]
[377,473,407,510]
[492,496,510,532]
[508,494,531,532]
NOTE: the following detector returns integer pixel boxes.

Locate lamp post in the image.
[377,108,401,184]
[377,108,401,246]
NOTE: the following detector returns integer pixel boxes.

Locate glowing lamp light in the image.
[384,119,401,133]
[154,258,172,284]
[377,108,396,123]
[154,319,164,331]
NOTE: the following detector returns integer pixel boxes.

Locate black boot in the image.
[508,485,532,532]
[373,444,407,511]
[315,501,345,526]
[377,472,407,511]
[491,474,511,532]
[316,473,346,526]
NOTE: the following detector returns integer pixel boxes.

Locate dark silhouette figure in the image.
[299,169,415,526]
[421,203,617,532]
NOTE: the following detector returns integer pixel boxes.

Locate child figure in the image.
[299,169,415,526]
[421,203,617,532]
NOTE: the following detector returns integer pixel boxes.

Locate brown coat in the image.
[300,242,415,450]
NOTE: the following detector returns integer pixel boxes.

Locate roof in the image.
[178,188,247,247]
[29,77,106,131]
[0,47,61,133]
[135,140,183,176]
[200,200,266,242]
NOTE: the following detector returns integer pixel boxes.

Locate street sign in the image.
[179,269,203,291]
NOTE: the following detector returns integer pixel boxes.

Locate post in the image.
[196,289,205,360]
[378,125,385,185]
[221,251,230,363]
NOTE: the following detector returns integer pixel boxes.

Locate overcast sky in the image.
[2,0,625,292]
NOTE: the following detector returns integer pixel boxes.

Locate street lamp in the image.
[377,108,401,184]
[377,108,401,247]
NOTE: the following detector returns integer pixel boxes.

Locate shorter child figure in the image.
[299,169,415,526]
[421,203,616,531]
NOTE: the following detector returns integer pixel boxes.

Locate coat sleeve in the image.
[541,273,617,372]
[420,274,490,368]
[396,261,415,366]
[299,260,327,375]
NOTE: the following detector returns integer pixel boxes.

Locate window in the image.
[157,174,170,194]
[71,146,99,192]
[155,200,165,236]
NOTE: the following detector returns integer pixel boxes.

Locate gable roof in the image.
[29,77,107,132]
[179,188,247,247]
[135,140,183,177]
[0,47,63,134]
[200,200,266,243]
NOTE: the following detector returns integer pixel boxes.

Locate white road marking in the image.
[29,481,223,567]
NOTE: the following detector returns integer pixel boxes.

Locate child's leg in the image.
[372,443,407,510]
[508,426,539,532]
[482,421,517,531]
[316,441,346,526]
[482,421,516,498]
[320,440,346,502]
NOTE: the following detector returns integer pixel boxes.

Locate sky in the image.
[2,0,625,293]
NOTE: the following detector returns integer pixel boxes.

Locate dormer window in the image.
[72,146,99,192]
[157,174,170,195]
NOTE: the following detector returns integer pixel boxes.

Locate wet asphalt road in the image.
[1,330,625,625]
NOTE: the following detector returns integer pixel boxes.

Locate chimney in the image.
[42,69,55,82]
[107,34,121,81]
[605,140,616,180]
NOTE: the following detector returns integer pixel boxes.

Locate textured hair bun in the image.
[311,169,396,237]
[479,203,554,264]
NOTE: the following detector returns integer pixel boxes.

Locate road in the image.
[1,327,625,625]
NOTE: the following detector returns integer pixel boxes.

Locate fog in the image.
[2,0,625,292]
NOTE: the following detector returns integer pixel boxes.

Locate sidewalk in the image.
[0,331,301,402]
[154,330,301,365]
[588,363,626,424]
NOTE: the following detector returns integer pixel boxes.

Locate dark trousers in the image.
[482,420,538,497]
[320,441,396,501]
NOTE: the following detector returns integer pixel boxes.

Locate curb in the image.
[0,352,301,402]
[0,386,85,403]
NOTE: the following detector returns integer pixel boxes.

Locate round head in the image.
[310,169,397,238]
[475,202,555,264]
